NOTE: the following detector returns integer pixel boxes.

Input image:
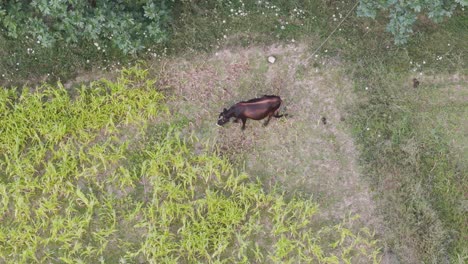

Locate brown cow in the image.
[217,95,285,130]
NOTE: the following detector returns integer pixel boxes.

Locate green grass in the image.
[336,9,467,263]
[350,72,467,262]
[0,66,381,263]
[1,1,466,262]
[0,34,126,86]
[166,1,468,262]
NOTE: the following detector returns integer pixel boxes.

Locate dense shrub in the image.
[358,0,467,44]
[0,0,172,54]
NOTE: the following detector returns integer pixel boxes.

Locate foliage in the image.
[0,66,381,263]
[0,0,171,54]
[357,0,467,44]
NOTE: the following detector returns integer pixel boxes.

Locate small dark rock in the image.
[321,117,327,125]
[413,78,420,88]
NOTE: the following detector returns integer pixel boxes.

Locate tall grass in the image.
[0,67,380,262]
[0,66,166,262]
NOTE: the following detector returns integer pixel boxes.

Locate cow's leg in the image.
[233,118,239,123]
[263,114,272,126]
[241,117,247,130]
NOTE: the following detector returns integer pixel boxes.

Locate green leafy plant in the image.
[358,0,467,44]
[0,0,171,54]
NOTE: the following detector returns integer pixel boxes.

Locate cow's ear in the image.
[223,108,227,113]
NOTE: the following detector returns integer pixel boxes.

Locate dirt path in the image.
[155,43,391,262]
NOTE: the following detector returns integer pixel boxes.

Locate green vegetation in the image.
[335,7,467,262]
[1,0,466,262]
[0,0,170,53]
[357,0,467,44]
[0,0,172,85]
[0,67,380,263]
[351,73,467,262]
[166,1,468,262]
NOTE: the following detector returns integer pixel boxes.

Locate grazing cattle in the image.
[217,95,285,130]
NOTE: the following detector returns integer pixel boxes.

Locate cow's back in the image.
[236,96,281,120]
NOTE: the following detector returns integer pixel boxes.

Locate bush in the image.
[357,0,467,44]
[0,0,172,54]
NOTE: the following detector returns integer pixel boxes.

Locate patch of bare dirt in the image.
[63,70,118,90]
[156,43,388,262]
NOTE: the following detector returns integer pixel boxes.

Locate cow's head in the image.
[217,108,231,126]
